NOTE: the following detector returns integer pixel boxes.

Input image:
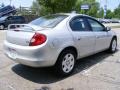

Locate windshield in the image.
[29,14,68,28]
[0,16,7,21]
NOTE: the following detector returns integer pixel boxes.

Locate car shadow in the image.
[12,51,118,84]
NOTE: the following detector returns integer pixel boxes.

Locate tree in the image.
[34,0,100,17]
[16,7,30,15]
[75,0,100,17]
[87,2,100,17]
[114,4,120,19]
[105,10,114,19]
[31,0,41,15]
[37,0,77,14]
[97,8,104,18]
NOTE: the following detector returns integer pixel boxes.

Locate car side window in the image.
[70,17,89,31]
[16,17,21,20]
[12,17,17,20]
[88,19,105,32]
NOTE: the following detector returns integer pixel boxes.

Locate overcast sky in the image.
[0,0,34,8]
[98,0,120,11]
[0,0,120,11]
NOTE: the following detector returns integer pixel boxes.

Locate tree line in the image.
[31,0,120,19]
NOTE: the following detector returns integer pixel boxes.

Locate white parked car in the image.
[4,13,117,76]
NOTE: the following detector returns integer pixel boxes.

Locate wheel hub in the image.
[112,40,117,51]
[62,53,75,73]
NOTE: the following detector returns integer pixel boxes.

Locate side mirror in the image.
[106,27,111,31]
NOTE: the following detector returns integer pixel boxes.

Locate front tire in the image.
[108,38,117,53]
[54,50,76,76]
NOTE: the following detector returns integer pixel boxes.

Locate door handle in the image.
[78,38,81,40]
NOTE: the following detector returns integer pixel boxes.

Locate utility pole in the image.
[104,0,107,18]
[10,0,12,5]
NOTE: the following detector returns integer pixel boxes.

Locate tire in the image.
[108,38,117,53]
[54,50,76,76]
[0,24,4,30]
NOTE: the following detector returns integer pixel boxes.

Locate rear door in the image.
[69,16,96,57]
[87,18,111,52]
[13,16,21,23]
[17,16,25,23]
[11,16,18,24]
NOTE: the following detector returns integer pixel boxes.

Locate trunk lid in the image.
[6,24,46,46]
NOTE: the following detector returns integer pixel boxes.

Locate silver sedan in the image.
[4,13,117,76]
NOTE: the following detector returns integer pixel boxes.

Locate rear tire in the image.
[54,50,76,77]
[108,38,117,53]
[0,24,4,30]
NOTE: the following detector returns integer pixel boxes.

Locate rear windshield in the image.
[29,14,68,28]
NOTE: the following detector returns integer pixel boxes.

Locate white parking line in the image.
[8,85,16,90]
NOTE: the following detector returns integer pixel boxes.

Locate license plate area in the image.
[8,48,17,59]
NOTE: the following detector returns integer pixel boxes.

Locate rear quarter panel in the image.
[38,17,77,63]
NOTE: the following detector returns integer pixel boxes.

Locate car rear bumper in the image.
[4,40,57,67]
[5,53,53,67]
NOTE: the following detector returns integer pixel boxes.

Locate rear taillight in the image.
[29,33,47,46]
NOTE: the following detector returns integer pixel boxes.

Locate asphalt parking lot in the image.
[0,28,120,90]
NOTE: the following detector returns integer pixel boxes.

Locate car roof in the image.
[56,13,95,19]
[9,15,24,17]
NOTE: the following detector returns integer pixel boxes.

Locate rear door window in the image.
[70,17,90,31]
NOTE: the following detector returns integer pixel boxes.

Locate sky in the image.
[0,0,120,11]
[97,0,120,11]
[0,0,34,8]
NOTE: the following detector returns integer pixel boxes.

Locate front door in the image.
[87,18,111,52]
[69,16,96,57]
